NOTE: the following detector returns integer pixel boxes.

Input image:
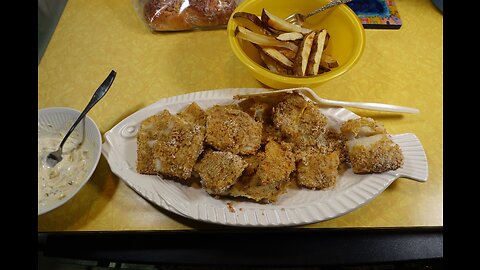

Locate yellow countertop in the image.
[38,0,443,231]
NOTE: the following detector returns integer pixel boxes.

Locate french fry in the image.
[306,29,328,76]
[293,31,316,76]
[233,10,338,77]
[233,12,273,36]
[261,9,312,34]
[275,47,297,61]
[321,52,339,68]
[276,32,304,41]
[260,47,294,68]
[259,50,291,75]
[235,26,298,52]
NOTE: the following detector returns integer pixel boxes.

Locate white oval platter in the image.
[101,88,428,227]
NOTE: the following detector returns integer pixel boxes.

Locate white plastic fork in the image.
[234,87,420,114]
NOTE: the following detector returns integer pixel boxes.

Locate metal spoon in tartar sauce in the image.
[45,70,116,168]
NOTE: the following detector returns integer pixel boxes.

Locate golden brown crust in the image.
[152,111,206,180]
[241,152,265,176]
[261,124,284,145]
[225,140,295,203]
[316,129,349,164]
[177,102,206,126]
[272,93,328,149]
[143,0,237,31]
[136,93,405,204]
[237,98,273,124]
[194,150,247,195]
[136,105,207,179]
[237,98,285,145]
[296,150,339,190]
[346,134,404,174]
[205,105,262,155]
[227,174,290,203]
[256,140,296,185]
[136,110,175,175]
[272,93,308,137]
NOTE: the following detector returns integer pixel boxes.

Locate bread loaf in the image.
[143,0,238,31]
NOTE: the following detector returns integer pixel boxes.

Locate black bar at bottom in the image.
[39,227,443,266]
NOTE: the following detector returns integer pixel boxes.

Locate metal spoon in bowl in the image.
[45,70,117,168]
[285,0,353,26]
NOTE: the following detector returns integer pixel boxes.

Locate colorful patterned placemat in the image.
[346,0,402,29]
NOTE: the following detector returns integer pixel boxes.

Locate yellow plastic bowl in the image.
[227,0,365,89]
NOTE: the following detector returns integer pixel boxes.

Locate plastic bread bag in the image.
[133,0,244,31]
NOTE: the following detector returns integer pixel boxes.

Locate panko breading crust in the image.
[205,105,262,155]
[177,102,206,126]
[256,140,296,185]
[272,93,308,137]
[136,107,206,180]
[137,92,405,204]
[318,129,349,163]
[261,124,284,145]
[241,152,265,177]
[296,149,340,190]
[226,140,296,202]
[194,150,247,195]
[152,113,205,180]
[136,110,175,175]
[346,134,404,174]
[238,98,274,124]
[227,174,290,203]
[272,93,328,149]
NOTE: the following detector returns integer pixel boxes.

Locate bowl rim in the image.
[227,0,365,84]
[37,107,103,216]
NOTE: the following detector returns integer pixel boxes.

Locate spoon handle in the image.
[58,70,117,149]
[305,0,352,18]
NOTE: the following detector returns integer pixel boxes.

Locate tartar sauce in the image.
[38,126,89,208]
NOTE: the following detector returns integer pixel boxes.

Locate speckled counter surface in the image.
[38,0,442,231]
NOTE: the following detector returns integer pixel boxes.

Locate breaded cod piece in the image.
[238,98,273,123]
[296,149,340,190]
[261,124,284,145]
[256,140,296,185]
[136,112,172,175]
[151,110,206,180]
[177,102,206,127]
[227,174,290,203]
[317,129,349,163]
[194,150,247,195]
[226,140,296,203]
[272,93,328,149]
[205,105,262,155]
[340,117,387,140]
[272,93,308,136]
[346,134,404,174]
[238,98,284,145]
[242,152,265,176]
